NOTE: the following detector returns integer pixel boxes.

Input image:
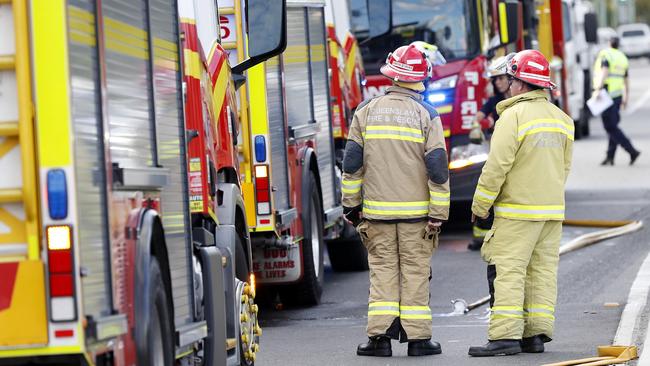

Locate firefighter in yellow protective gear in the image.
[342,44,450,358]
[467,50,574,357]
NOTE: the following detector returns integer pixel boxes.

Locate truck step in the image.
[0,121,19,137]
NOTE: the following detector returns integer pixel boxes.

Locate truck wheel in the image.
[326,223,369,272]
[286,173,324,306]
[140,258,174,366]
[237,280,259,365]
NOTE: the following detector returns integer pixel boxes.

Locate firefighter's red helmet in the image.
[507,49,556,89]
[380,44,431,83]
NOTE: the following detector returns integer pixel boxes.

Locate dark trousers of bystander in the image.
[601,96,637,159]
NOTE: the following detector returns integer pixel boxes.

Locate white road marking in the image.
[623,86,650,116]
[614,252,650,346]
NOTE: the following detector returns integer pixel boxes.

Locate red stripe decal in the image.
[208,45,225,87]
[0,263,19,311]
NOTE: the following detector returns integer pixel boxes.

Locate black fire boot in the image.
[601,157,614,166]
[521,335,545,353]
[467,238,483,251]
[468,340,522,357]
[407,339,442,356]
[357,336,392,357]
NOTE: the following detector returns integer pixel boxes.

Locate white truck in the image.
[561,0,599,139]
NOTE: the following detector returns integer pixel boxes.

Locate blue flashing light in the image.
[254,135,267,163]
[427,93,446,104]
[47,169,68,220]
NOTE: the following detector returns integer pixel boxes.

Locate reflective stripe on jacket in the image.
[593,47,629,98]
[471,90,573,221]
[342,86,450,221]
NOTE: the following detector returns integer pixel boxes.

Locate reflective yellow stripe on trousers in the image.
[494,203,565,220]
[473,226,490,238]
[491,306,524,319]
[400,305,432,320]
[524,304,555,319]
[363,200,429,216]
[368,302,400,316]
[342,178,362,194]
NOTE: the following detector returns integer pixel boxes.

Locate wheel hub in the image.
[238,280,262,364]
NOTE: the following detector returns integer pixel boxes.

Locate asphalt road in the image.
[255,59,650,366]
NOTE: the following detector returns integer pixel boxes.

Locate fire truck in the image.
[322,0,369,272]
[347,0,520,203]
[0,0,284,364]
[219,0,370,304]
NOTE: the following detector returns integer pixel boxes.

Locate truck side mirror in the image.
[232,0,287,75]
[498,0,520,46]
[584,12,598,44]
[367,0,392,39]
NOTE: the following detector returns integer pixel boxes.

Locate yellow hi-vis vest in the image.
[593,47,629,98]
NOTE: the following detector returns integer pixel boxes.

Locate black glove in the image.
[343,205,363,227]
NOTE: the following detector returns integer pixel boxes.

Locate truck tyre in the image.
[140,257,174,366]
[286,173,324,306]
[327,223,369,272]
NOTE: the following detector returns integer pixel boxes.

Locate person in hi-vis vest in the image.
[593,36,641,166]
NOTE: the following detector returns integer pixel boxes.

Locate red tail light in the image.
[254,165,271,215]
[46,225,76,321]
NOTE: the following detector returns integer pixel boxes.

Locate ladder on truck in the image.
[0,0,47,347]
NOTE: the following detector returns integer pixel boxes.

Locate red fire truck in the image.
[347,0,520,202]
[0,0,284,364]
[321,0,371,272]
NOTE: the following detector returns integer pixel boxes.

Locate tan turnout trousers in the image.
[481,217,562,340]
[358,220,438,341]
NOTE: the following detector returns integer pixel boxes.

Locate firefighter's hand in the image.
[487,116,495,128]
[469,123,484,145]
[426,219,443,231]
[343,205,363,227]
[472,213,488,223]
[622,97,628,110]
[591,89,602,100]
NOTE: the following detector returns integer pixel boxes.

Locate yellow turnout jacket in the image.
[342,86,450,221]
[472,89,573,221]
